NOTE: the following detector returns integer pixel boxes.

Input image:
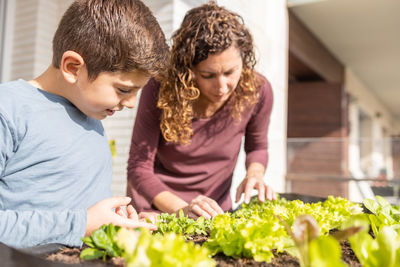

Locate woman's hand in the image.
[235,176,276,204]
[86,196,157,236]
[181,195,224,219]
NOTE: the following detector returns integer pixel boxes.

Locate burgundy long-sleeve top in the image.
[127,74,273,212]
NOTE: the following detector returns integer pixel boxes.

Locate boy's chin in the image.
[85,112,107,120]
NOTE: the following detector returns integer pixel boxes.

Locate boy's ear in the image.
[60,51,85,84]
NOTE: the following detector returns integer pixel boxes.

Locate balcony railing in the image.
[286,137,400,204]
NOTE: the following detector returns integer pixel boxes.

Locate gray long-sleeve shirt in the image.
[0,80,112,248]
[127,74,273,212]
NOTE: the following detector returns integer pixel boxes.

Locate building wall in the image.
[346,68,400,201]
[346,69,400,134]
[10,0,65,80]
[346,68,400,178]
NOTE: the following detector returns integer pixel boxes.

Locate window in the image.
[0,0,7,82]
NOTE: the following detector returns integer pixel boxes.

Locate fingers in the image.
[255,181,265,202]
[87,196,157,236]
[208,198,224,215]
[115,216,157,231]
[244,178,257,204]
[126,204,139,221]
[115,207,127,218]
[188,196,224,219]
[237,177,276,204]
[265,185,276,201]
[190,204,209,219]
[198,202,217,218]
[138,212,159,224]
[235,182,245,203]
[103,196,132,209]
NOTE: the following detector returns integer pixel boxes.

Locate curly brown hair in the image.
[158,1,259,145]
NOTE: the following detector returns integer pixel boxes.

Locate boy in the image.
[0,0,169,248]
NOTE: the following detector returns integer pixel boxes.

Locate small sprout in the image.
[277,215,356,267]
[277,214,319,244]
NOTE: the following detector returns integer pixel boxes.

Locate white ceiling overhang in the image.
[288,0,400,122]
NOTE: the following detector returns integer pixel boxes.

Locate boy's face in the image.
[73,69,150,120]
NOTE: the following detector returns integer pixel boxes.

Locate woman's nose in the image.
[216,77,228,94]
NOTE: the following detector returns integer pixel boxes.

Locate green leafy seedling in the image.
[80,224,121,261]
[279,214,359,267]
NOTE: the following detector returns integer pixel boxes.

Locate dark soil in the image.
[44,235,361,267]
[45,247,125,267]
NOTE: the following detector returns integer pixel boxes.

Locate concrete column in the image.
[348,102,365,201]
[371,117,385,177]
[0,0,15,83]
[216,0,288,200]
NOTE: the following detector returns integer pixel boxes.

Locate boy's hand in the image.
[138,212,160,224]
[86,196,157,236]
[115,204,139,221]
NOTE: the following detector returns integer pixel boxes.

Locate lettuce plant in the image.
[156,210,213,236]
[281,215,361,267]
[205,196,361,263]
[80,223,122,261]
[342,214,400,267]
[205,212,289,262]
[363,195,400,236]
[81,224,215,267]
[116,228,216,267]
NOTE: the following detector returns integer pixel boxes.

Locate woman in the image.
[127,2,275,219]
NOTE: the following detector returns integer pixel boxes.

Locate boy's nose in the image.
[121,95,137,109]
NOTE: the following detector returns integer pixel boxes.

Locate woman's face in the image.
[192,45,243,106]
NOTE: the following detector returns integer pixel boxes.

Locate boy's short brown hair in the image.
[52,0,169,79]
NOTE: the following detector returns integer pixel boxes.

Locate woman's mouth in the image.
[214,94,226,100]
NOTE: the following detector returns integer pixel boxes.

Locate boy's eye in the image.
[201,75,214,79]
[118,88,131,94]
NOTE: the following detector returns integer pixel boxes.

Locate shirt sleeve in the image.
[0,209,86,248]
[0,114,86,248]
[0,113,14,176]
[244,75,274,169]
[127,79,170,203]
